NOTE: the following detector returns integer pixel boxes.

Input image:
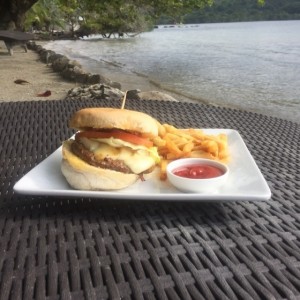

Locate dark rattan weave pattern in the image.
[0,99,299,299]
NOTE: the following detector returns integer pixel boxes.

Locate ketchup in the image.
[173,164,224,179]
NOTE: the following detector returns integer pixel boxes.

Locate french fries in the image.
[154,124,229,180]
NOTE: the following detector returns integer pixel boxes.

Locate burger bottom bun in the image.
[61,141,139,190]
[61,160,139,190]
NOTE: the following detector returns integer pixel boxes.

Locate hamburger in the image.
[61,107,160,190]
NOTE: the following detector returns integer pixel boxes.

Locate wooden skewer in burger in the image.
[61,104,160,190]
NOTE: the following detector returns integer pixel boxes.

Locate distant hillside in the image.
[185,0,300,23]
[159,0,300,24]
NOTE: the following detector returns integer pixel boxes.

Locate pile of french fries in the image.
[153,124,229,180]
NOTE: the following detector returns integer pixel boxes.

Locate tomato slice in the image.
[76,129,153,148]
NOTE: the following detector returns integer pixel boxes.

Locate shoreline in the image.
[43,42,200,104]
[1,40,299,124]
[0,39,196,104]
[70,53,300,122]
[42,40,300,124]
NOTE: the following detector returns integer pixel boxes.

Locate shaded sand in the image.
[0,41,76,102]
[0,40,190,103]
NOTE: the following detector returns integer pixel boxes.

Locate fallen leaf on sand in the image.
[37,90,51,97]
[14,79,30,85]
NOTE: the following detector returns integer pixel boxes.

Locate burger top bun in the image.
[61,140,139,190]
[69,107,159,136]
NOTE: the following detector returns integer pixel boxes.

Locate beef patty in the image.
[71,140,132,174]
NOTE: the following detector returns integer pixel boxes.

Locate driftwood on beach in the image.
[0,30,35,55]
[0,30,35,40]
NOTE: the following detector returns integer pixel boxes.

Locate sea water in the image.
[45,20,300,123]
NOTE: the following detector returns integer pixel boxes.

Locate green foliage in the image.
[24,0,65,31]
[58,0,85,34]
[24,0,216,35]
[282,2,300,14]
[80,1,153,35]
[145,0,213,19]
[23,0,270,36]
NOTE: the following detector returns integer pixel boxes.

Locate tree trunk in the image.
[0,0,38,30]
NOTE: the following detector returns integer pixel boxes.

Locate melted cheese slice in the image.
[79,137,160,174]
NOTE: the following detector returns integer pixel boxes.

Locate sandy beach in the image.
[0,40,194,104]
[0,41,77,102]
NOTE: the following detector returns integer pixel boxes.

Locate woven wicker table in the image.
[0,98,299,299]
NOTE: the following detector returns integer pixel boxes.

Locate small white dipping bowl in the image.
[166,158,229,193]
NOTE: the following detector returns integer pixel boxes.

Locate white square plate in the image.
[13,129,271,201]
